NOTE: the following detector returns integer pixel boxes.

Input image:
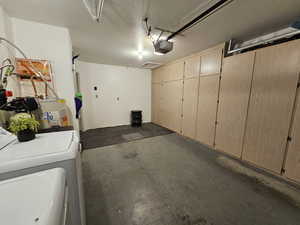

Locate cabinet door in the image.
[160,80,184,132]
[196,75,220,146]
[284,91,300,182]
[242,40,300,173]
[182,77,199,138]
[164,61,184,81]
[184,55,200,79]
[200,48,222,76]
[215,52,255,158]
[151,83,161,124]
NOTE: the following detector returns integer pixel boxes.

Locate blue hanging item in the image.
[74,92,82,119]
[291,19,300,30]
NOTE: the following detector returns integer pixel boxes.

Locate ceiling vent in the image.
[142,62,162,69]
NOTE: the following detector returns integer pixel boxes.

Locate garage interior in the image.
[1,0,300,225]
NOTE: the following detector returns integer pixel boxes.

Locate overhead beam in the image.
[167,0,234,41]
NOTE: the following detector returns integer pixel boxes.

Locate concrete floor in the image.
[82,133,300,225]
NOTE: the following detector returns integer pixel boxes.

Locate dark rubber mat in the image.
[80,123,173,150]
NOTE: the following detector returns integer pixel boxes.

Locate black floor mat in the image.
[80,123,173,150]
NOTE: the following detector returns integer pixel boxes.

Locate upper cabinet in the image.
[163,61,184,81]
[152,67,162,83]
[153,45,223,82]
[184,55,200,79]
[200,47,223,76]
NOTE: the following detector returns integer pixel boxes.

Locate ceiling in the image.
[0,0,300,67]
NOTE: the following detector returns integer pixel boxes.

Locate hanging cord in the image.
[0,64,15,88]
[30,75,39,98]
[2,58,12,66]
[0,64,15,80]
[82,0,105,22]
[29,74,48,99]
[0,37,59,99]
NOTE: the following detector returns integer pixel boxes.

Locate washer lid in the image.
[0,127,17,150]
[0,131,79,174]
[0,168,66,225]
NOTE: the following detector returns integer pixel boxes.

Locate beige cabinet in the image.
[196,75,220,146]
[182,77,200,138]
[242,40,300,173]
[200,48,223,76]
[215,52,255,158]
[160,80,184,132]
[284,91,300,182]
[163,61,184,81]
[184,55,200,79]
[152,67,162,83]
[151,83,161,125]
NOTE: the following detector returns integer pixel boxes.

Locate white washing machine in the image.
[0,130,86,225]
[0,168,70,225]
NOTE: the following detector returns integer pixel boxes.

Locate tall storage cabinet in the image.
[160,80,184,133]
[196,75,220,146]
[195,46,223,147]
[242,40,300,173]
[215,52,255,158]
[182,55,200,138]
[182,78,199,138]
[151,83,161,125]
[152,60,184,131]
[151,67,163,126]
[151,40,300,184]
[284,90,300,182]
[159,61,184,133]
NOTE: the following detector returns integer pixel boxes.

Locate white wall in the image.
[77,61,151,130]
[0,6,13,58]
[0,6,14,59]
[11,18,78,130]
[0,6,20,97]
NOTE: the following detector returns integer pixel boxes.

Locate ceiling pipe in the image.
[96,0,105,23]
[82,0,105,22]
[167,0,234,41]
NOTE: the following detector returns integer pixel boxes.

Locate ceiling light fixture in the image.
[82,0,105,22]
[137,51,145,60]
[138,53,143,60]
